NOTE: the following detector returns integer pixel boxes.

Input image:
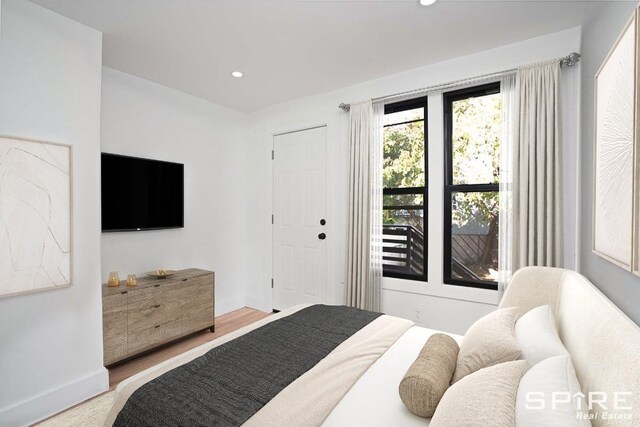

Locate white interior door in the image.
[273,126,327,310]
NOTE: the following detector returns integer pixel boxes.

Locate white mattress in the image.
[322,326,463,427]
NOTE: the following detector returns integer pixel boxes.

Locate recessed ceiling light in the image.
[231,71,244,78]
[419,0,436,5]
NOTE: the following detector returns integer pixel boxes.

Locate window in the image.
[382,97,428,281]
[443,83,500,290]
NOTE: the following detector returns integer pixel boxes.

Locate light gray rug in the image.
[36,392,114,427]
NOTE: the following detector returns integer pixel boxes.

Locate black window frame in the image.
[443,83,500,290]
[382,96,428,282]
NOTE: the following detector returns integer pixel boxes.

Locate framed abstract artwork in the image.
[593,9,638,271]
[0,135,72,297]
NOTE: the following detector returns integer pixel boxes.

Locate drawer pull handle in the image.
[154,284,160,288]
[154,325,160,329]
[153,304,160,308]
[120,291,128,294]
[182,279,188,282]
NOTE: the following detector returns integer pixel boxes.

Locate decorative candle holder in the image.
[126,274,138,287]
[107,271,120,287]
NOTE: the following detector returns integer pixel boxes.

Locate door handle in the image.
[318,233,326,240]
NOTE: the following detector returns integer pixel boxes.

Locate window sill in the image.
[382,276,500,306]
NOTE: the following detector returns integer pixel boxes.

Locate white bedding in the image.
[323,326,463,427]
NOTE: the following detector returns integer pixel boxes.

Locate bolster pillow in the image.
[398,333,459,417]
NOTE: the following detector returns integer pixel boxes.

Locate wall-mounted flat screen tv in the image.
[101,153,184,232]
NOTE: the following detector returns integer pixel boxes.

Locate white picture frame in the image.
[0,135,73,298]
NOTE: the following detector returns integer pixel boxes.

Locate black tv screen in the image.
[101,153,184,232]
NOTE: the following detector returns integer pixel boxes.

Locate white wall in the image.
[245,27,582,335]
[578,1,640,325]
[0,1,106,425]
[100,68,250,315]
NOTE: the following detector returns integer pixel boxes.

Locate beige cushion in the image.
[398,333,459,417]
[515,305,569,369]
[431,360,527,427]
[452,307,521,383]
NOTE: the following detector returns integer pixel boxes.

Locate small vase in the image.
[107,272,120,287]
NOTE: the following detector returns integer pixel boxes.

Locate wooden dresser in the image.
[102,268,215,365]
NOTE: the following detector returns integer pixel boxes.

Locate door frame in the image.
[271,124,328,311]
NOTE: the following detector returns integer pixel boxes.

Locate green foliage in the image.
[383,119,425,231]
[450,95,501,228]
[383,121,425,189]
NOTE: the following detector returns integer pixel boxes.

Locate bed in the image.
[58,267,640,427]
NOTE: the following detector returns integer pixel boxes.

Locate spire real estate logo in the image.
[525,391,634,422]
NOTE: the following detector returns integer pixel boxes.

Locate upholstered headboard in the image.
[499,267,640,426]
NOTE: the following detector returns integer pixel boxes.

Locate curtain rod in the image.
[338,52,581,112]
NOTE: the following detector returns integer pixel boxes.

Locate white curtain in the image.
[346,100,383,311]
[512,60,563,271]
[498,74,516,292]
[370,102,384,309]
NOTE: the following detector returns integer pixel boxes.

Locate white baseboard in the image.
[215,295,246,316]
[245,295,271,313]
[0,367,108,427]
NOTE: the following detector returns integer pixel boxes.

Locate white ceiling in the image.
[31,0,589,112]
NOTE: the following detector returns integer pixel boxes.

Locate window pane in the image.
[451,93,501,185]
[382,98,427,280]
[384,107,424,126]
[450,191,498,283]
[383,210,425,276]
[383,193,424,207]
[384,121,425,189]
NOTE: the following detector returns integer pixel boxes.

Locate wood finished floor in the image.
[34,307,271,425]
[109,306,271,389]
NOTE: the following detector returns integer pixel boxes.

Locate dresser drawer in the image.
[127,274,213,310]
[103,291,128,365]
[127,307,214,355]
[128,278,213,333]
[127,281,168,311]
